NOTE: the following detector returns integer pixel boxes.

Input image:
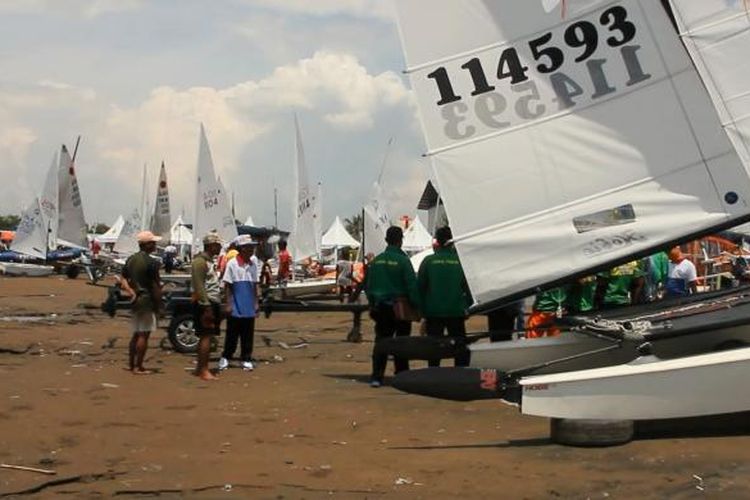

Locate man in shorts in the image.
[191,232,224,381]
[120,230,163,374]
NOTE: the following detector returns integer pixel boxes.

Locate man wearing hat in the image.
[365,226,419,387]
[192,232,224,381]
[220,234,260,371]
[121,230,163,374]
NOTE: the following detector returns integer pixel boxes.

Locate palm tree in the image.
[344,213,363,241]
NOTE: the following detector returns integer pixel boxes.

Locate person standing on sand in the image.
[191,232,224,381]
[220,234,260,371]
[417,226,471,367]
[365,226,419,388]
[277,240,292,283]
[120,230,162,374]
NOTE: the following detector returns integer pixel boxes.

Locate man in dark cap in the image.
[365,226,419,387]
[418,226,471,367]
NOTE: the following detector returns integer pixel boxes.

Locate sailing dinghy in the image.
[390,0,750,420]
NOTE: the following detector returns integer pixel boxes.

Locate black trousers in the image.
[370,305,411,382]
[425,317,468,367]
[222,316,255,362]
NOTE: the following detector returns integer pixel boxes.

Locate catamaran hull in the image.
[470,324,750,374]
[520,348,750,420]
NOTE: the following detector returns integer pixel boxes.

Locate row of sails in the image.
[12,143,87,259]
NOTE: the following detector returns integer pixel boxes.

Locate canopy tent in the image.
[95,215,124,244]
[321,216,360,249]
[402,216,433,252]
[170,215,193,246]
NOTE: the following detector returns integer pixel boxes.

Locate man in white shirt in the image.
[219,234,260,371]
[665,246,698,298]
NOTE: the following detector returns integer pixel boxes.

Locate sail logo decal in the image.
[418,3,658,148]
[573,204,636,233]
[582,229,646,257]
[524,384,550,391]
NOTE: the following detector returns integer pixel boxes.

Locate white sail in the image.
[151,161,171,238]
[97,215,124,244]
[113,208,141,255]
[363,181,389,256]
[291,115,319,261]
[313,182,323,256]
[192,124,238,253]
[12,198,47,260]
[243,215,256,227]
[394,0,750,309]
[668,1,750,171]
[57,144,87,248]
[40,152,59,251]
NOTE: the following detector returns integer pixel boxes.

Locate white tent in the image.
[95,215,124,244]
[321,216,360,249]
[402,216,433,252]
[170,215,193,245]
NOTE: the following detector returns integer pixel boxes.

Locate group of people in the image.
[527,245,699,337]
[364,225,470,387]
[120,230,262,380]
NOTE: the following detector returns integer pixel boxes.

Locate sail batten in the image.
[395,0,750,308]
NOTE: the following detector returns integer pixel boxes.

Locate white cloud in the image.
[0,0,143,18]
[235,0,394,20]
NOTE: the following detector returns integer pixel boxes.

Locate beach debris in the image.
[277,341,309,350]
[224,484,233,492]
[101,383,119,389]
[1,463,57,475]
[271,354,285,363]
[261,335,272,347]
[693,474,705,491]
[102,337,118,349]
[394,477,414,485]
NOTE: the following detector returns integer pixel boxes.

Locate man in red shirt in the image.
[277,240,292,283]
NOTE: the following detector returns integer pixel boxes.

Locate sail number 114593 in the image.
[424,5,654,143]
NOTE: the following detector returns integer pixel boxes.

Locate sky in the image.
[0,0,429,231]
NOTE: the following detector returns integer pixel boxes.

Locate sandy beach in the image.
[1,276,749,499]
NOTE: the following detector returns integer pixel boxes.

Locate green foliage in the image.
[0,214,21,230]
[344,213,363,241]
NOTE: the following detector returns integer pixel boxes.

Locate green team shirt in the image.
[122,251,160,313]
[600,261,643,306]
[534,286,568,313]
[418,246,471,318]
[365,245,419,309]
[566,277,597,313]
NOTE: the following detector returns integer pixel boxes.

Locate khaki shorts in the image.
[131,310,156,333]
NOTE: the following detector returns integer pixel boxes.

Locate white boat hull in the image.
[520,347,750,420]
[271,279,337,299]
[0,263,55,277]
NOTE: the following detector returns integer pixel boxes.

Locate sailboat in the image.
[390,0,750,420]
[57,143,87,249]
[192,124,238,253]
[277,115,335,298]
[1,198,54,276]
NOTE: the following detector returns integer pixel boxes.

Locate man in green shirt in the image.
[596,261,644,308]
[191,232,223,381]
[418,226,471,367]
[365,226,419,387]
[120,231,162,374]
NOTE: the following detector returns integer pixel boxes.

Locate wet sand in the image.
[0,276,749,498]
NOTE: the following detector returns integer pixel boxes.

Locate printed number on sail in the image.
[425,5,652,142]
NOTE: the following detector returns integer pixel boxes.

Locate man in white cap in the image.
[120,230,162,374]
[220,234,260,371]
[191,232,224,381]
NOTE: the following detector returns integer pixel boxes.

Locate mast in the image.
[274,188,278,228]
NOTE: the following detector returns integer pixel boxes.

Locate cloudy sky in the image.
[0,0,428,230]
